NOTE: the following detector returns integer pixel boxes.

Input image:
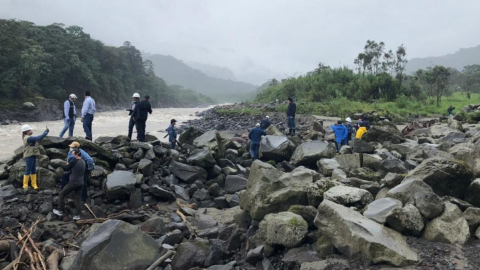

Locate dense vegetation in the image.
[0,19,215,108]
[254,40,480,117]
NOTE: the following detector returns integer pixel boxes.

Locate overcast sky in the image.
[2,0,480,85]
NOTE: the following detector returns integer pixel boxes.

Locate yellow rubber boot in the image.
[23,175,30,189]
[31,174,38,190]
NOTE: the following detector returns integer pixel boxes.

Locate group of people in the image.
[59,91,96,141]
[126,93,153,142]
[21,124,94,220]
[331,116,371,152]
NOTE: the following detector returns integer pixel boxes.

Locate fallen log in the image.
[46,250,64,270]
[145,250,175,270]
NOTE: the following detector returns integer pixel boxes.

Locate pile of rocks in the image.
[0,112,480,269]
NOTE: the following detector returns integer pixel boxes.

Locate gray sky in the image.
[2,0,480,85]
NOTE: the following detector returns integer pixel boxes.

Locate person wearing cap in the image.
[248,123,267,160]
[344,117,355,144]
[59,94,77,138]
[81,90,96,141]
[54,149,85,221]
[260,115,271,130]
[331,120,348,152]
[21,125,49,190]
[286,97,296,135]
[126,93,140,141]
[166,119,178,149]
[65,141,95,203]
[135,95,152,142]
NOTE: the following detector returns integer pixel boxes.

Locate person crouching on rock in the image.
[356,122,367,139]
[54,149,85,221]
[260,115,271,130]
[166,119,178,149]
[64,141,95,203]
[21,124,49,190]
[331,120,348,153]
[248,123,267,160]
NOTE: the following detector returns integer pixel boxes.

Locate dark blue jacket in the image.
[166,124,177,142]
[331,124,348,143]
[260,118,271,130]
[249,127,267,143]
[287,102,296,117]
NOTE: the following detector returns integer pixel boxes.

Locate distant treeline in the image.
[0,19,216,107]
[256,40,480,107]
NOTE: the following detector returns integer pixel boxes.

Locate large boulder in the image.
[438,132,467,144]
[193,130,218,150]
[380,159,408,175]
[69,220,161,270]
[306,178,343,207]
[257,212,308,248]
[352,139,375,154]
[386,179,434,205]
[465,179,480,207]
[463,207,480,233]
[403,157,473,198]
[225,175,247,194]
[414,191,445,220]
[137,159,153,176]
[240,161,319,220]
[171,240,209,270]
[0,185,17,200]
[422,202,470,244]
[317,159,340,176]
[363,198,402,224]
[259,135,295,161]
[62,137,116,165]
[169,161,207,184]
[187,149,216,168]
[334,153,361,172]
[315,200,418,266]
[179,126,203,145]
[290,141,336,166]
[104,171,137,201]
[406,144,453,163]
[362,126,405,144]
[323,186,373,209]
[386,204,424,236]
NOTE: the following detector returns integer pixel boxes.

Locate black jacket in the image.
[135,100,152,120]
[260,118,271,130]
[287,102,296,117]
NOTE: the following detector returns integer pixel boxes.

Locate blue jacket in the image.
[331,124,348,143]
[67,149,95,171]
[287,102,296,117]
[26,130,49,144]
[166,124,177,142]
[249,127,267,144]
[260,119,271,130]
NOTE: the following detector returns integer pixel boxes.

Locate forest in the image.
[0,19,215,108]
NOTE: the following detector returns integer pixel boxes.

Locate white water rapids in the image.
[0,107,212,161]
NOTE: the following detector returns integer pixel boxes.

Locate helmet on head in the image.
[21,124,32,133]
[132,93,140,98]
[256,123,260,127]
[266,116,270,118]
[346,117,352,123]
[69,94,77,99]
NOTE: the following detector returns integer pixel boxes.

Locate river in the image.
[0,107,211,161]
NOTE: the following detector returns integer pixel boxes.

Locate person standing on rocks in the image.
[248,123,267,160]
[65,141,95,203]
[59,94,77,138]
[81,91,96,141]
[356,122,367,139]
[286,98,296,135]
[127,93,140,141]
[447,105,455,116]
[53,149,85,220]
[135,95,152,142]
[21,125,49,190]
[331,120,348,152]
[344,117,355,144]
[166,119,178,149]
[260,115,271,130]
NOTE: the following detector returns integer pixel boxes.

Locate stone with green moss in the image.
[257,211,308,248]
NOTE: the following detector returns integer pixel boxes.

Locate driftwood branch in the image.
[46,250,64,270]
[145,250,175,270]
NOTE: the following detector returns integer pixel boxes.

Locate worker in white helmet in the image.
[126,93,140,141]
[344,117,355,144]
[59,94,77,138]
[21,124,49,190]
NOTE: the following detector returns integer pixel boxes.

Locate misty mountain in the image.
[406,45,480,73]
[145,54,257,102]
[187,61,237,81]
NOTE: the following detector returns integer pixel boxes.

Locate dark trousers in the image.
[249,142,260,160]
[83,114,94,139]
[24,156,37,175]
[136,119,146,142]
[128,116,136,140]
[288,117,296,130]
[58,183,83,215]
[171,140,176,150]
[61,170,91,202]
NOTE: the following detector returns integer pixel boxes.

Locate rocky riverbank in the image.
[1,109,480,269]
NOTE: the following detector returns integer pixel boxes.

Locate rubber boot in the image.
[23,175,30,190]
[31,174,38,190]
[292,129,296,135]
[288,129,292,136]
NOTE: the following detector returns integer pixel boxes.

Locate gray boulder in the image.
[422,202,470,244]
[406,144,453,163]
[380,159,408,175]
[348,167,379,182]
[69,220,160,270]
[381,173,404,188]
[362,154,382,171]
[362,126,405,144]
[363,198,402,224]
[169,161,207,184]
[257,212,308,248]
[317,159,340,176]
[0,163,9,180]
[225,175,247,194]
[259,135,295,161]
[187,149,216,168]
[386,204,424,236]
[463,207,480,233]
[404,157,473,198]
[138,159,153,176]
[323,186,373,209]
[438,132,466,144]
[149,185,176,201]
[386,179,434,205]
[352,139,375,153]
[105,171,137,201]
[290,141,336,166]
[465,179,480,207]
[0,185,17,200]
[306,178,343,207]
[414,191,445,219]
[315,200,418,266]
[339,177,380,195]
[334,153,361,171]
[171,240,209,270]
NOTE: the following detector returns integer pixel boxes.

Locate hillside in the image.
[406,45,480,73]
[186,61,237,81]
[145,54,257,102]
[0,19,215,110]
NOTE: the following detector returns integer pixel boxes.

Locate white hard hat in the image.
[346,117,352,123]
[69,94,77,99]
[256,123,260,127]
[21,124,32,133]
[266,115,270,118]
[132,93,140,98]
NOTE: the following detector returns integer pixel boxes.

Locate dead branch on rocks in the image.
[176,210,196,239]
[76,208,148,225]
[146,250,175,270]
[46,249,64,270]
